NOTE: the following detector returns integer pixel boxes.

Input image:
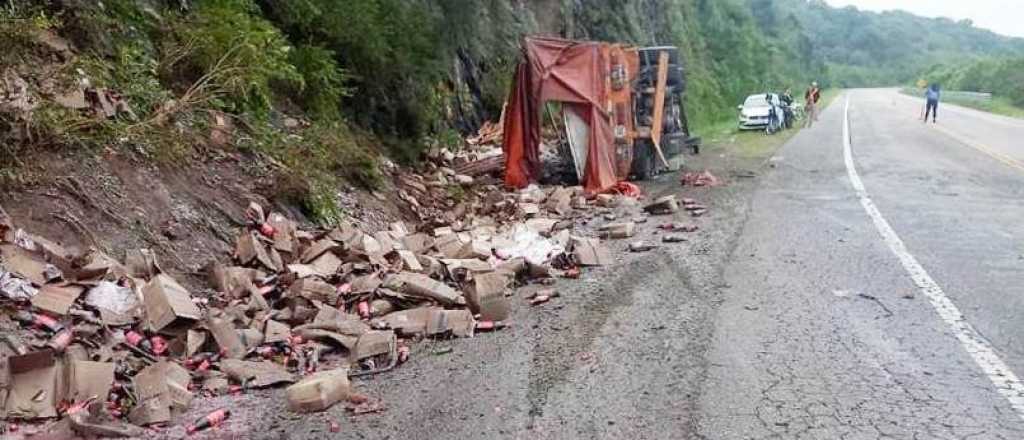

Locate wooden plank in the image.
[650,51,670,168]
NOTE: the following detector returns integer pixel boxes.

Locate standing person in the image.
[780,88,795,129]
[804,82,821,128]
[924,83,941,123]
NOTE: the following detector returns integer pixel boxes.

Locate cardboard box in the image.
[236,231,280,271]
[372,231,398,254]
[544,187,573,216]
[130,362,192,425]
[598,222,636,239]
[643,195,679,215]
[426,309,475,338]
[286,368,351,413]
[4,350,61,419]
[209,265,264,299]
[264,319,291,344]
[0,244,48,285]
[525,218,559,236]
[207,316,245,359]
[384,272,463,305]
[441,258,494,274]
[401,233,433,254]
[31,283,85,315]
[142,274,202,335]
[300,239,340,264]
[65,360,115,403]
[376,307,440,336]
[397,250,423,272]
[572,237,612,266]
[309,252,343,277]
[456,239,493,260]
[289,278,339,304]
[433,233,466,259]
[219,359,295,389]
[350,273,383,294]
[464,271,510,321]
[354,330,396,360]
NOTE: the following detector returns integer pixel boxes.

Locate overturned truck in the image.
[503,36,700,193]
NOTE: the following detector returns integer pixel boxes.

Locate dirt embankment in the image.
[1,147,412,291]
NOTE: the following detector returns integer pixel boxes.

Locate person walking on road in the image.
[804,82,821,128]
[924,83,941,123]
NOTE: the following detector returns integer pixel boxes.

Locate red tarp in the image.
[502,36,621,193]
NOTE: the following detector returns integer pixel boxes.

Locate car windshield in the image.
[744,95,770,107]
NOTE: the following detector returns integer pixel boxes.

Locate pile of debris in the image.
[0,165,709,437]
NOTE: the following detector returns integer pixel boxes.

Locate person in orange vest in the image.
[804,81,821,128]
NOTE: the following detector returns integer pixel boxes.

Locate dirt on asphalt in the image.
[180,147,773,440]
[2,128,778,439]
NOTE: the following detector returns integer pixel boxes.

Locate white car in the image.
[738,93,786,131]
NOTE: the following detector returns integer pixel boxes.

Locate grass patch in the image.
[240,120,382,225]
[900,88,1024,119]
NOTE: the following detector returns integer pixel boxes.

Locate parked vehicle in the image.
[738,93,787,132]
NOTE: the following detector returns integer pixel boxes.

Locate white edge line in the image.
[842,94,1024,415]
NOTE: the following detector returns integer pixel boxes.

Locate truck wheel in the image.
[632,141,656,180]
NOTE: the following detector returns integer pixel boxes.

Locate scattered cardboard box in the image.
[572,237,611,266]
[354,330,396,360]
[209,265,264,299]
[286,368,351,413]
[457,239,492,260]
[264,319,291,344]
[5,350,60,419]
[207,316,245,359]
[31,283,85,315]
[1,243,48,285]
[401,233,433,254]
[65,360,115,403]
[309,252,343,277]
[301,239,339,264]
[385,272,464,305]
[219,359,296,388]
[142,274,202,335]
[599,222,636,239]
[425,309,475,338]
[464,271,510,321]
[643,195,679,215]
[289,278,338,304]
[397,250,424,272]
[376,307,440,336]
[544,187,573,216]
[129,362,192,425]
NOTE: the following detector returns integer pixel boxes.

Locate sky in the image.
[824,0,1024,38]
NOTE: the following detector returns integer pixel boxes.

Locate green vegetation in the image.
[3,0,1021,220]
[768,0,1024,87]
[915,57,1024,115]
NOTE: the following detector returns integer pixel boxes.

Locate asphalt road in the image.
[698,89,1024,439]
[176,89,1024,440]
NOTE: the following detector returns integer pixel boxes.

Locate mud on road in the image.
[188,152,768,440]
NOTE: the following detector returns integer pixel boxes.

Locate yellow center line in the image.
[931,123,1024,174]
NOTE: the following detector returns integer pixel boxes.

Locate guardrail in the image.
[942,91,993,101]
